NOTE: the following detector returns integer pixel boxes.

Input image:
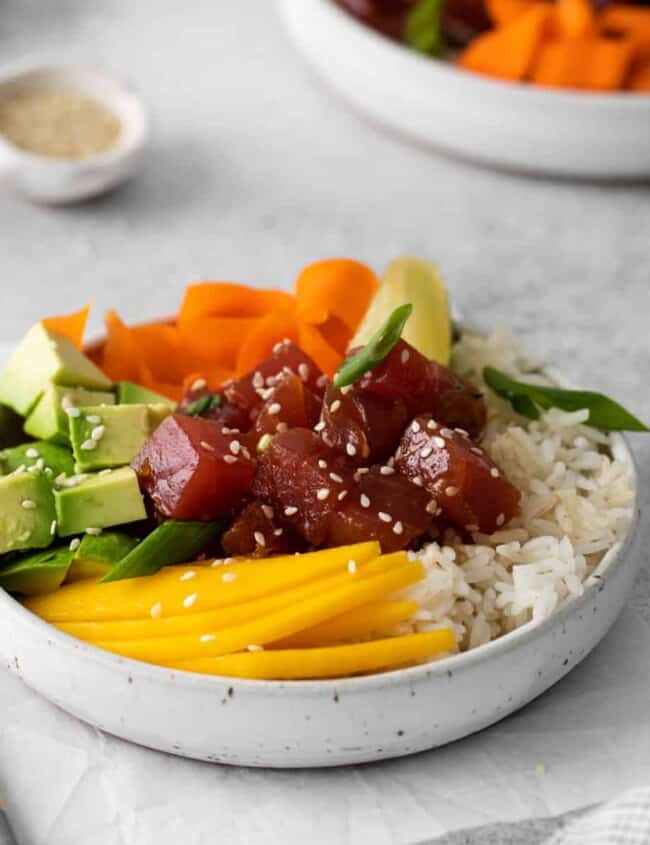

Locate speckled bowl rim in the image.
[315,0,650,108]
[0,324,641,695]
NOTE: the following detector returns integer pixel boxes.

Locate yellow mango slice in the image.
[25,541,380,622]
[176,630,456,679]
[57,553,409,642]
[95,561,424,665]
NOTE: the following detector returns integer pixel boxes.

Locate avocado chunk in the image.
[0,404,26,449]
[0,545,72,595]
[1,441,75,479]
[24,384,115,444]
[54,466,147,537]
[101,519,223,582]
[117,381,177,410]
[69,404,173,472]
[66,531,139,582]
[0,323,112,416]
[0,470,56,554]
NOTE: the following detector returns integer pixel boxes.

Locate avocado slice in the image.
[0,404,26,449]
[1,441,75,479]
[117,381,177,410]
[54,466,147,537]
[0,545,72,595]
[0,323,112,416]
[0,470,57,555]
[101,519,223,582]
[24,384,115,445]
[66,531,140,582]
[69,403,173,472]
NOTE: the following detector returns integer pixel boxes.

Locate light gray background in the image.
[0,2,649,844]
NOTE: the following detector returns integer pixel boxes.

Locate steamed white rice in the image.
[400,327,636,652]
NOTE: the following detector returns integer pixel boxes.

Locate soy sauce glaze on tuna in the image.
[132,337,520,556]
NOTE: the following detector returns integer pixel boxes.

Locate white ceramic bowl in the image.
[0,64,149,203]
[0,439,640,767]
[278,0,650,180]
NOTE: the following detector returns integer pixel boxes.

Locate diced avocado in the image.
[66,531,139,582]
[101,519,223,582]
[0,545,72,595]
[148,403,175,431]
[0,470,56,555]
[0,323,112,416]
[1,441,75,479]
[54,466,146,537]
[0,404,26,449]
[24,384,115,444]
[117,381,177,410]
[69,404,173,472]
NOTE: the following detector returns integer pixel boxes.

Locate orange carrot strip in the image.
[297,322,344,377]
[100,310,152,384]
[459,5,551,80]
[628,56,650,90]
[179,283,294,324]
[42,305,91,349]
[178,317,258,370]
[295,259,378,335]
[531,37,633,90]
[486,0,539,26]
[235,309,300,376]
[600,6,650,62]
[554,0,597,38]
[131,323,202,385]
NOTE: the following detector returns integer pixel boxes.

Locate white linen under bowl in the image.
[0,436,640,768]
[0,64,148,203]
[278,0,650,180]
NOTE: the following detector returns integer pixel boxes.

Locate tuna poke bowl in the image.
[0,257,643,764]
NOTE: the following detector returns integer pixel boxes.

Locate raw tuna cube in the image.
[178,386,251,432]
[395,414,520,534]
[253,428,353,545]
[253,372,321,438]
[328,467,433,553]
[132,414,256,520]
[221,500,303,557]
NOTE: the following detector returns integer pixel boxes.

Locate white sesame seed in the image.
[80,439,97,451]
[411,420,421,433]
[63,475,87,488]
[412,475,423,487]
[433,436,446,449]
[273,528,283,536]
[69,538,81,552]
[180,571,196,581]
[340,384,353,395]
[496,513,506,526]
[393,521,404,535]
[471,446,483,455]
[252,371,264,389]
[21,499,36,510]
[329,399,341,413]
[86,414,102,425]
[65,407,81,418]
[150,602,163,619]
[379,465,395,475]
[490,467,500,478]
[276,422,288,433]
[284,506,298,516]
[272,341,283,354]
[348,559,357,574]
[261,504,274,520]
[200,633,216,643]
[199,441,216,454]
[99,468,113,477]
[322,432,334,448]
[25,447,39,459]
[360,494,371,508]
[298,363,310,381]
[267,402,282,415]
[346,443,357,457]
[445,485,459,497]
[317,374,328,388]
[14,464,27,475]
[356,467,369,475]
[337,490,348,501]
[50,519,57,536]
[318,459,328,469]
[229,440,241,455]
[259,387,274,400]
[455,428,469,437]
[329,472,343,483]
[440,428,454,438]
[254,531,266,547]
[191,377,207,391]
[223,454,237,464]
[420,446,433,459]
[426,500,439,514]
[85,527,102,535]
[427,419,438,431]
[314,421,326,432]
[91,425,106,441]
[221,571,237,583]
[401,349,410,364]
[247,644,264,652]
[316,487,330,501]
[183,593,198,608]
[35,458,45,470]
[378,511,392,523]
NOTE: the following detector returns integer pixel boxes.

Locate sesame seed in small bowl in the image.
[0,63,149,204]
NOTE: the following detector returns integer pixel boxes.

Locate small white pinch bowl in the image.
[0,435,641,767]
[278,0,650,180]
[0,64,149,204]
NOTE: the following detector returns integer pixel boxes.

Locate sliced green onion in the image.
[483,367,649,432]
[257,433,273,453]
[405,0,445,57]
[186,393,223,417]
[334,304,413,389]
